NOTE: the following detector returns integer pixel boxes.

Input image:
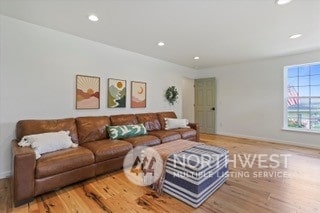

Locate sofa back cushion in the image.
[157,111,177,130]
[110,114,138,126]
[76,116,111,144]
[16,118,79,143]
[136,113,161,131]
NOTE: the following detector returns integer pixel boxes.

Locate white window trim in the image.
[282,127,320,135]
[283,67,289,129]
[283,61,320,133]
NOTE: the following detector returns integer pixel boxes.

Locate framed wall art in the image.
[76,75,100,109]
[108,78,126,108]
[131,81,146,108]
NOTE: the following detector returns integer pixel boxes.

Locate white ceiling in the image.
[1,0,320,69]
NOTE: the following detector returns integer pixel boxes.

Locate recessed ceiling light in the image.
[88,15,99,22]
[158,42,165,46]
[289,34,302,39]
[275,0,293,5]
[194,56,200,60]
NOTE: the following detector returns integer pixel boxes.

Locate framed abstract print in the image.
[76,75,100,109]
[108,78,126,108]
[131,81,146,108]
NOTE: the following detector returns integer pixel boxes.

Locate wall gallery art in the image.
[76,75,100,109]
[108,78,126,108]
[131,81,146,108]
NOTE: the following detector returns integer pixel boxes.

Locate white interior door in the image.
[195,78,216,134]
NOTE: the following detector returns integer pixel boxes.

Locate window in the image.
[284,62,320,132]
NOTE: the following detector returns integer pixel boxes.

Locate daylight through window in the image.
[285,62,320,132]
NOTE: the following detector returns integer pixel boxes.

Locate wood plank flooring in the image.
[1,134,320,212]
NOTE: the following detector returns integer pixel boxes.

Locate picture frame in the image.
[76,75,100,109]
[131,81,146,108]
[108,78,127,108]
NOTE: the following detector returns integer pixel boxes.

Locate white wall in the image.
[0,15,197,178]
[182,77,195,123]
[197,50,320,149]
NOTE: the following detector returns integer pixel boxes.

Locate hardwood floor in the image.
[1,134,320,212]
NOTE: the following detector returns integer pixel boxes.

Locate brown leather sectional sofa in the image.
[11,111,199,206]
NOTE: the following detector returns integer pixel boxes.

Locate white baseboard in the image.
[0,171,11,179]
[215,131,320,150]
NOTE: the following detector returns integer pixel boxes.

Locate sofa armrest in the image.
[12,140,36,206]
[188,123,200,142]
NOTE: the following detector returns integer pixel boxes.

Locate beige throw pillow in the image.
[164,118,189,130]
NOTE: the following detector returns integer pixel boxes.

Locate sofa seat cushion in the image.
[172,128,197,139]
[124,135,161,147]
[148,130,181,143]
[36,147,94,179]
[81,139,132,163]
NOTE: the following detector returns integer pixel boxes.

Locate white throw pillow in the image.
[18,130,78,159]
[164,118,189,130]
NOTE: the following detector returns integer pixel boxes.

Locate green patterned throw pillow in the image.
[107,124,147,139]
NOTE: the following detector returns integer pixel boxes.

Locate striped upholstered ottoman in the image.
[163,144,229,208]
